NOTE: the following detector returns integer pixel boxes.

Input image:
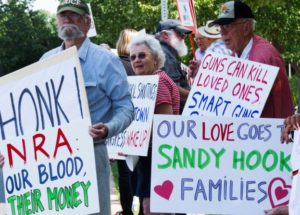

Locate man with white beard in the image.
[155,19,192,113]
[41,1,134,215]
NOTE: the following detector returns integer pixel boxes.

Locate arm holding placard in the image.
[264,206,288,215]
[281,113,300,143]
[264,113,300,215]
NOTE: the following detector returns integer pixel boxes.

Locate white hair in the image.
[128,33,165,69]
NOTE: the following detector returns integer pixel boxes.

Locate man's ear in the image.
[243,21,252,36]
[84,16,91,26]
[84,16,91,32]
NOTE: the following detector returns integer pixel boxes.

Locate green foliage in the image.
[289,75,299,106]
[0,0,59,75]
[91,0,161,47]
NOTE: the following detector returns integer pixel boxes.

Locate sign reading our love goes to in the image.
[151,115,292,215]
[182,51,279,118]
[0,47,99,215]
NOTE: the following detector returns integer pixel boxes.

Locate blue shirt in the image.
[41,38,134,142]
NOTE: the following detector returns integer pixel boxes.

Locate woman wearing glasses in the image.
[128,33,179,215]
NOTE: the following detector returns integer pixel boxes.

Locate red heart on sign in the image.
[154,180,173,200]
[268,177,291,208]
[275,187,288,200]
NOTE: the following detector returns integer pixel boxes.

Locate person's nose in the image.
[61,15,73,23]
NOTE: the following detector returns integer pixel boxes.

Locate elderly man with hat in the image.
[155,19,192,113]
[189,20,231,81]
[41,1,134,215]
[194,20,224,61]
[192,0,293,118]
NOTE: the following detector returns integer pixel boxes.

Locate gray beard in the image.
[58,24,84,40]
[170,36,188,57]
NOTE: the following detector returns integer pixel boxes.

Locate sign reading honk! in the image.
[151,115,292,215]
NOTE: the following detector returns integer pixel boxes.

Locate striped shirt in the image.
[206,39,232,56]
[154,70,180,115]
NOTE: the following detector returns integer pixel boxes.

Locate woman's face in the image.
[130,44,157,75]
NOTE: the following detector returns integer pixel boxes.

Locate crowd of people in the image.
[0,0,298,215]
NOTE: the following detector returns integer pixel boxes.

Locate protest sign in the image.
[106,75,159,157]
[87,3,97,38]
[176,0,197,33]
[161,0,168,20]
[151,115,292,214]
[0,47,99,215]
[182,52,279,118]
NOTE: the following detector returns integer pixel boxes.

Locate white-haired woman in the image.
[128,34,179,215]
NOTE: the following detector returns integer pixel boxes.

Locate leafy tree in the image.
[0,0,59,75]
[90,0,299,65]
[91,0,161,47]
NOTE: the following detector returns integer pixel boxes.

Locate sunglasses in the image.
[218,20,248,31]
[57,12,83,21]
[129,52,148,61]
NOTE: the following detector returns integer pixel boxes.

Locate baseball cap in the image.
[57,0,90,15]
[209,1,254,27]
[156,19,192,34]
[198,20,221,39]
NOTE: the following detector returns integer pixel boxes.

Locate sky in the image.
[32,0,59,14]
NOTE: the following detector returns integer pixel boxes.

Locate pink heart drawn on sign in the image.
[275,187,288,200]
[154,180,173,200]
[268,177,291,208]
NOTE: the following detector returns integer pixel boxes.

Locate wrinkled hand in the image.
[89,123,108,141]
[188,59,200,79]
[0,153,4,168]
[264,205,288,215]
[281,113,300,143]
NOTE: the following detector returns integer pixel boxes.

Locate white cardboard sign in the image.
[183,52,279,118]
[0,47,99,215]
[106,75,159,157]
[151,115,292,215]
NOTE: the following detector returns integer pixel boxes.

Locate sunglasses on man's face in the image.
[129,52,148,62]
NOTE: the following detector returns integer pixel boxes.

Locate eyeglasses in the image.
[219,20,248,31]
[57,12,82,21]
[129,52,148,61]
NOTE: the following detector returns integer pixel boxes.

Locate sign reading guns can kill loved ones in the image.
[151,115,292,215]
[182,51,279,118]
[0,47,99,215]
